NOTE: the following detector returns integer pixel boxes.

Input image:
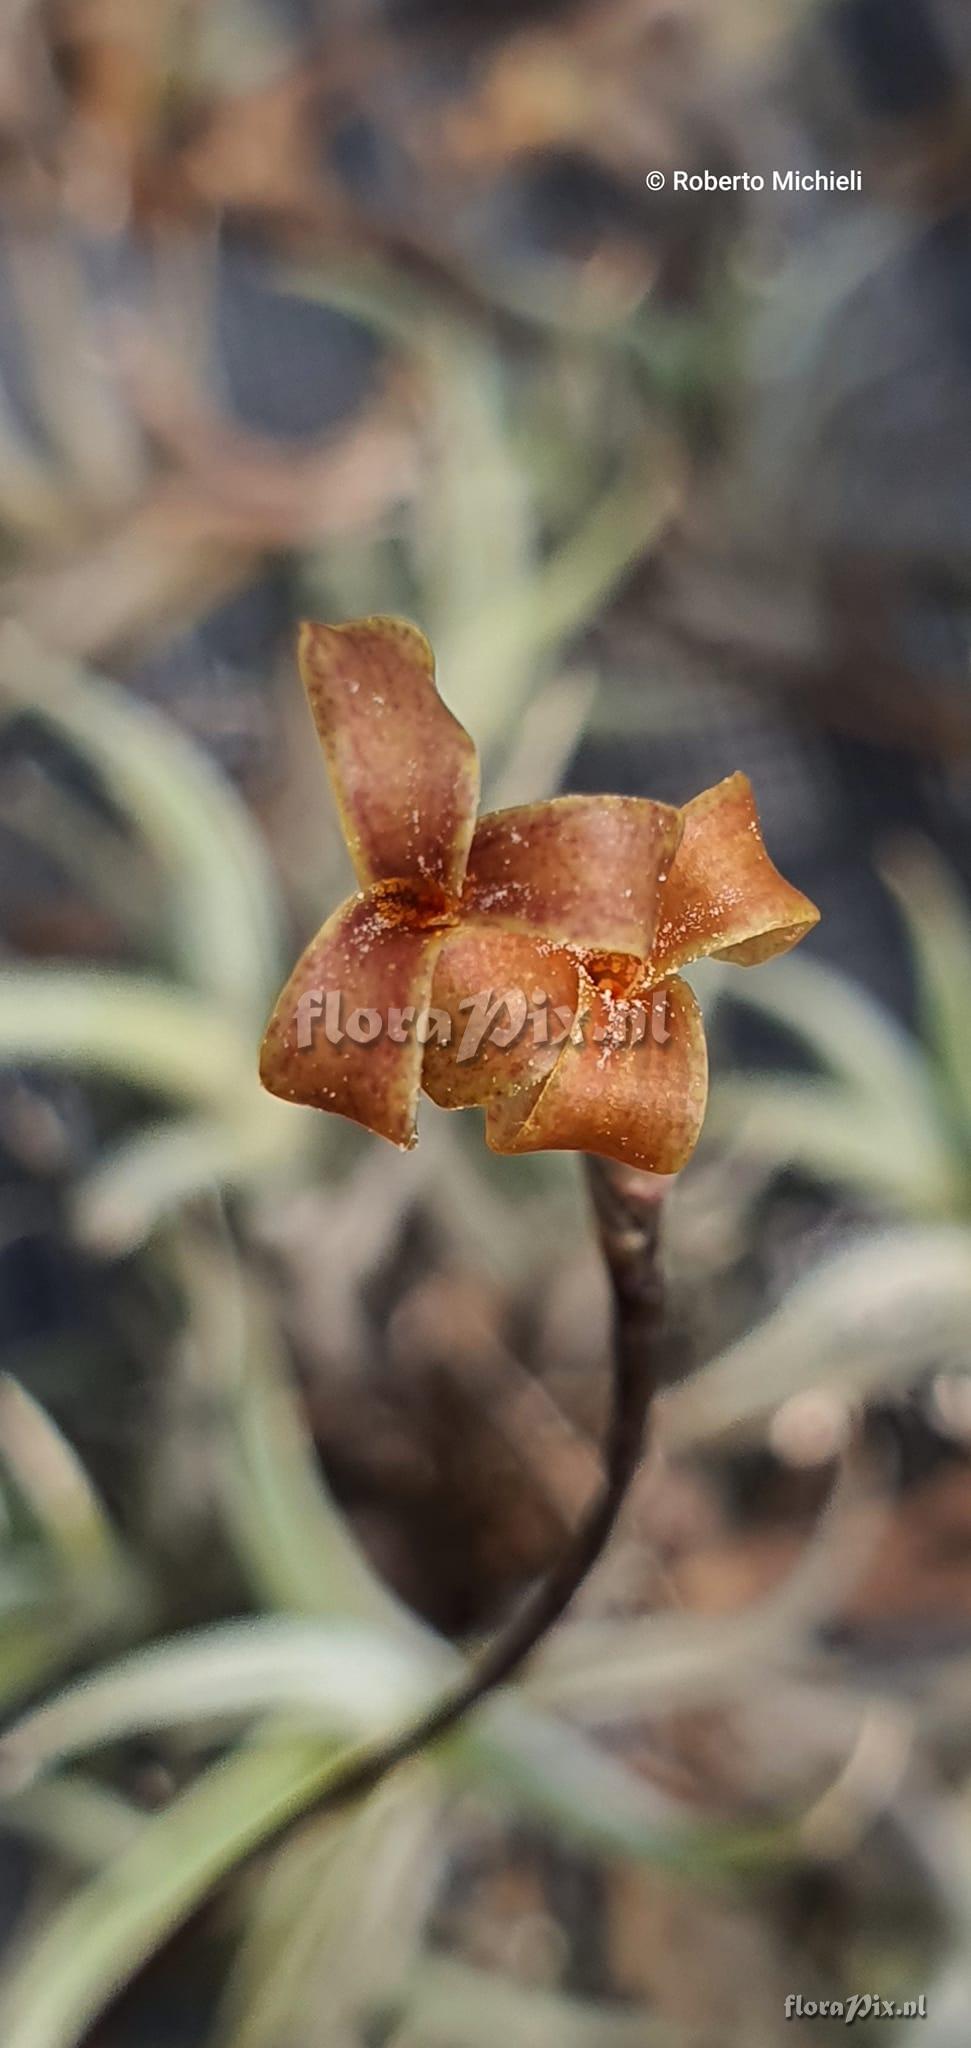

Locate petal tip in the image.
[296,615,479,896]
[298,613,435,674]
[649,773,822,976]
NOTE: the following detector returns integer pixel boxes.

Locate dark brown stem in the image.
[307,1154,666,1816]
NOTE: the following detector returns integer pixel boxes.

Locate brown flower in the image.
[260,618,819,1173]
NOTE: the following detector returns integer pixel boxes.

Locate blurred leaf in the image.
[411,322,534,671]
[883,841,971,1156]
[434,454,680,745]
[0,968,308,1243]
[0,1728,355,2048]
[212,1770,440,2048]
[5,238,144,508]
[0,627,280,1017]
[463,1697,783,1877]
[0,766,156,943]
[0,1674,754,2048]
[186,0,293,94]
[186,1228,437,1645]
[0,1619,441,1782]
[284,269,535,724]
[72,1111,305,1255]
[1,1600,773,1880]
[0,1614,79,1713]
[301,525,416,631]
[490,670,598,809]
[0,1378,122,1591]
[3,1776,144,1871]
[529,1450,882,1720]
[707,950,962,1212]
[385,1958,660,2048]
[707,1078,961,1216]
[721,954,940,1125]
[288,263,680,747]
[0,968,256,1110]
[661,1227,971,1451]
[0,384,74,543]
[0,1382,132,1709]
[0,1552,58,1618]
[0,966,309,1237]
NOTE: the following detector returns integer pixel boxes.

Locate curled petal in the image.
[647,774,820,978]
[485,974,708,1176]
[462,796,682,956]
[259,892,446,1147]
[421,924,581,1109]
[298,617,480,896]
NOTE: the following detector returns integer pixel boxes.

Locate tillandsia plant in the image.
[257,616,820,1820]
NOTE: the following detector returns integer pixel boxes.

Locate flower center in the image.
[581,949,644,997]
[369,877,458,931]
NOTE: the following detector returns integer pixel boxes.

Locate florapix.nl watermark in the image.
[785,1993,927,2025]
[293,984,673,1061]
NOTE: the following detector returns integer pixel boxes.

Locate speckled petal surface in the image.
[462,796,682,955]
[259,891,448,1147]
[484,973,708,1175]
[646,774,820,979]
[421,923,581,1109]
[298,617,480,895]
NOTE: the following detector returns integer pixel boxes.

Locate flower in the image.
[259,617,819,1173]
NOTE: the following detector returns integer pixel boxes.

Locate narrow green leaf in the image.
[0,969,257,1113]
[0,1379,122,1589]
[434,457,679,743]
[464,1697,780,1877]
[73,1110,305,1254]
[722,954,936,1122]
[0,1619,441,1785]
[3,1776,144,1871]
[529,1455,881,1719]
[386,1959,661,2048]
[0,628,280,1018]
[212,1771,440,2048]
[188,1234,437,1646]
[0,1731,352,2048]
[662,1227,971,1450]
[708,1077,960,1216]
[883,840,971,1152]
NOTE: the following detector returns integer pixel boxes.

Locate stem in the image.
[302,1154,666,1818]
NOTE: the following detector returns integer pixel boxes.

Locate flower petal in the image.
[485,974,708,1175]
[647,774,820,978]
[421,923,581,1109]
[462,795,682,955]
[259,892,445,1147]
[298,617,480,896]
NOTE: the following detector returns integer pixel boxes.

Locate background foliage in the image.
[2,2,971,2043]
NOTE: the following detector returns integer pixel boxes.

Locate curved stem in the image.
[304,1154,667,1818]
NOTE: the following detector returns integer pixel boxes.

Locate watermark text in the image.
[785,1992,927,2024]
[293,985,673,1060]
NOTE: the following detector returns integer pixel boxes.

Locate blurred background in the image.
[2,0,971,2042]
